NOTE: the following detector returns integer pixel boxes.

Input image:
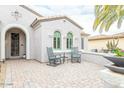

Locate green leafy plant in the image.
[106,37,119,51]
[113,48,124,57]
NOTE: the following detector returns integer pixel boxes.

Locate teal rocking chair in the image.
[71,47,81,63]
[47,47,62,66]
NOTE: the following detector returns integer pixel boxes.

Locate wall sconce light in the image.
[75,38,78,40]
[11,10,22,21]
[48,35,53,38]
[63,20,66,22]
[63,36,67,39]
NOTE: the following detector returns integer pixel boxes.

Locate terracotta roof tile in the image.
[89,33,124,41]
[31,16,83,29]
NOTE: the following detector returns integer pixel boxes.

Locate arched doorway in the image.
[1,24,30,61]
[5,28,26,59]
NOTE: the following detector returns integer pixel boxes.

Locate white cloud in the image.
[28,5,124,36]
[35,5,94,16]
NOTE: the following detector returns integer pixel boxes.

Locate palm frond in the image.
[93,5,124,32]
[117,16,123,28]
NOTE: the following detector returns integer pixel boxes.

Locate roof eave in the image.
[20,5,43,17]
[33,16,84,30]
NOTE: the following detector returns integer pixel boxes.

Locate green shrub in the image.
[113,48,124,57]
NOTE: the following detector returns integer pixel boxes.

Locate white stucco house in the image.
[0,5,89,62]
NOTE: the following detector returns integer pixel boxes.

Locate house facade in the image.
[88,33,124,52]
[0,5,89,62]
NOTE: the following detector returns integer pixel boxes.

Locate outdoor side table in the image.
[61,52,68,63]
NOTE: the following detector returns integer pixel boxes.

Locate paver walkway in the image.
[0,63,6,87]
[4,59,106,88]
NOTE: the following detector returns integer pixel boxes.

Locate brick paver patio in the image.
[0,63,6,87]
[4,60,106,88]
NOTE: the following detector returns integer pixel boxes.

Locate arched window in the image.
[67,32,73,49]
[53,31,61,49]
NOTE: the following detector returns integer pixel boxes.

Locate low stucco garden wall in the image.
[81,51,113,66]
[52,50,113,66]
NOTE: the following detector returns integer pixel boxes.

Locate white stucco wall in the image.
[40,19,87,62]
[82,36,88,50]
[0,5,88,62]
[0,5,38,61]
[0,30,1,57]
[33,26,42,62]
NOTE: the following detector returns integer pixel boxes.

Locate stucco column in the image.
[1,31,5,61]
[26,33,30,59]
[61,35,64,50]
[81,36,88,51]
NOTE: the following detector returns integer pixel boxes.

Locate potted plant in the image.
[106,37,119,53]
[113,48,124,57]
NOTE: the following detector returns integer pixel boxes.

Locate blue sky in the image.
[28,5,124,36]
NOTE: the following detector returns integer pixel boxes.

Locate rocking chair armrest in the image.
[78,53,81,56]
[78,51,82,54]
[71,54,81,58]
[54,54,62,58]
